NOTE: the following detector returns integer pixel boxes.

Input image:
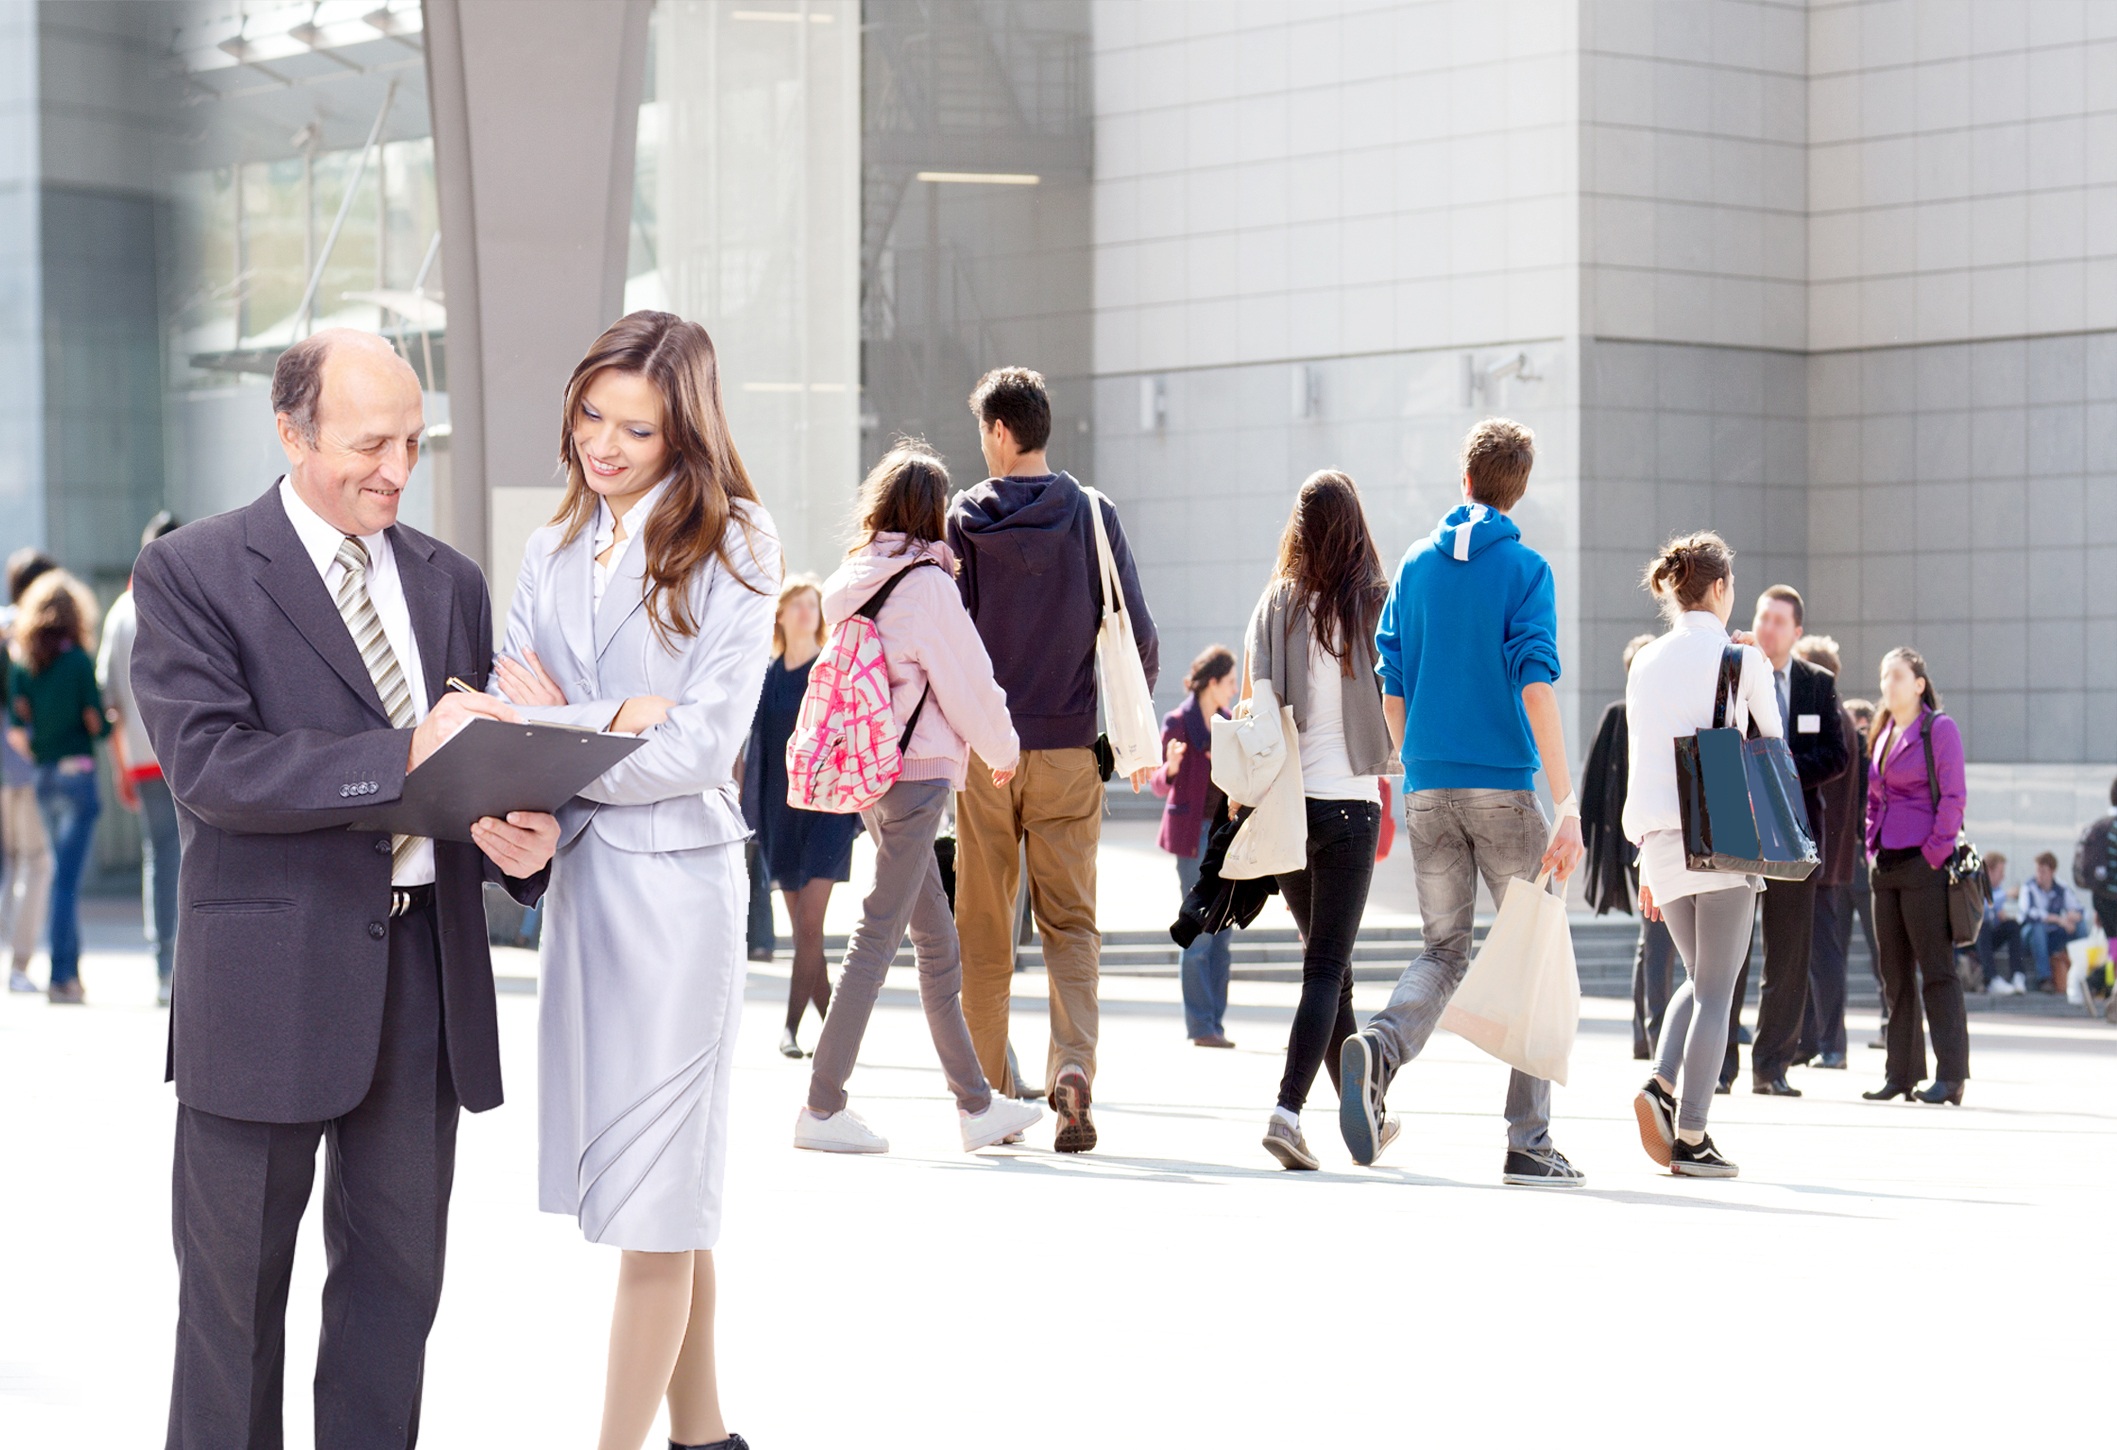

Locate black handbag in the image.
[1917,717,1987,947]
[1674,645,1819,881]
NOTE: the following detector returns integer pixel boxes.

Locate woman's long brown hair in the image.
[10,569,97,674]
[1273,470,1387,677]
[551,311,771,643]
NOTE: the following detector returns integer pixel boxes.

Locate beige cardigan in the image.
[1244,579,1400,779]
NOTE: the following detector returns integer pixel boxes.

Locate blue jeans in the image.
[34,764,100,987]
[138,775,181,985]
[2024,916,2089,983]
[1174,816,1231,1039]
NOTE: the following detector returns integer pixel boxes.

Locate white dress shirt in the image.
[1622,610,1783,902]
[591,480,669,609]
[279,477,435,886]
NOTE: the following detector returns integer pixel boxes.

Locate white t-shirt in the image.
[1299,634,1381,804]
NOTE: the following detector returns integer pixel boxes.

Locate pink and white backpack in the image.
[784,560,939,814]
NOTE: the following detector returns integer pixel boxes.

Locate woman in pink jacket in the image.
[794,441,1044,1155]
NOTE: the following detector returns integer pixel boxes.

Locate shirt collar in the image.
[593,478,670,548]
[1677,610,1726,635]
[279,476,384,579]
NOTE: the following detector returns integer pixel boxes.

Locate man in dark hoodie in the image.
[948,366,1158,1154]
[1336,418,1588,1188]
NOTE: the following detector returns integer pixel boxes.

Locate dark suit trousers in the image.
[1630,916,1677,1058]
[1872,858,1971,1084]
[1745,875,1817,1079]
[167,909,457,1450]
[1801,881,1851,1059]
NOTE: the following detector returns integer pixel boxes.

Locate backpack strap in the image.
[856,555,942,748]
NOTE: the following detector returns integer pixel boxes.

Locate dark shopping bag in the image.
[1674,644,1818,881]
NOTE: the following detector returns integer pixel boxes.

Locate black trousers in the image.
[1630,916,1677,1059]
[1744,874,1817,1079]
[1871,853,1971,1084]
[1276,798,1379,1113]
[167,908,458,1450]
[1800,880,1851,1059]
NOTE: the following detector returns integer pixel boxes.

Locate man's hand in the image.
[410,691,520,771]
[471,810,559,878]
[1540,815,1584,883]
[1128,765,1153,793]
[610,695,675,734]
[1163,739,1186,777]
[116,773,140,812]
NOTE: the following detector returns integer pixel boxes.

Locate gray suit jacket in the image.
[497,499,781,855]
[130,483,546,1123]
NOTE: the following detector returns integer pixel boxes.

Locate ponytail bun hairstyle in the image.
[1642,531,1735,621]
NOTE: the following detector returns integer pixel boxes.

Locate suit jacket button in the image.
[339,785,350,797]
[368,920,386,940]
[374,838,391,855]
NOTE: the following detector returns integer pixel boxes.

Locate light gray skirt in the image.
[536,829,746,1251]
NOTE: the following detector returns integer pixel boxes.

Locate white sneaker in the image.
[960,1097,1043,1151]
[2011,973,2029,995]
[1989,975,2017,996]
[793,1106,888,1154]
[8,969,35,994]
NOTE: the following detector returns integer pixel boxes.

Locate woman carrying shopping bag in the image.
[1151,644,1240,1048]
[1623,532,1781,1178]
[1241,472,1399,1171]
[793,440,1043,1155]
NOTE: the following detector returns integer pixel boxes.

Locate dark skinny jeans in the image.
[1275,797,1380,1113]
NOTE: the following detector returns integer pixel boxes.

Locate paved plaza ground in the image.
[5,861,2113,1447]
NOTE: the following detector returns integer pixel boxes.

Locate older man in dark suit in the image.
[132,329,559,1449]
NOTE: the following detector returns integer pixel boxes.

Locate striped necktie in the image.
[333,537,422,875]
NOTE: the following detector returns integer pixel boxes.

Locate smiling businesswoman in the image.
[493,312,780,1450]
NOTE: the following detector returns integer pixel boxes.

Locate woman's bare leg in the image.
[597,1249,695,1450]
[664,1250,726,1447]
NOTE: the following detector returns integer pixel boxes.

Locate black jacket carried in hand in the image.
[1172,797,1277,945]
[130,484,548,1124]
[1780,654,1850,863]
[1580,698,1634,916]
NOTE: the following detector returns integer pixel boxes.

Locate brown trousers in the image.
[956,747,1103,1094]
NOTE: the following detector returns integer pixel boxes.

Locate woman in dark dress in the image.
[744,575,861,1057]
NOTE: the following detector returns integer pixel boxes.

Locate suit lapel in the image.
[389,525,454,706]
[594,531,650,659]
[549,526,596,676]
[246,488,390,722]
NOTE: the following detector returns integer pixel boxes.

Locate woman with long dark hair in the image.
[5,568,107,1005]
[1152,643,1239,1047]
[793,440,1040,1154]
[1244,471,1400,1170]
[493,311,777,1450]
[1861,646,1971,1105]
[744,573,861,1057]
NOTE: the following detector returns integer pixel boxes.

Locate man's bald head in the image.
[273,329,426,537]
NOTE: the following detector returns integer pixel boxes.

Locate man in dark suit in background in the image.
[131,330,559,1449]
[1732,585,1849,1096]
[1791,634,1861,1068]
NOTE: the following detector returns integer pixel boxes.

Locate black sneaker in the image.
[1501,1146,1584,1187]
[1670,1134,1738,1178]
[1337,1030,1384,1165]
[671,1435,749,1450]
[1632,1079,1676,1167]
[1050,1067,1097,1154]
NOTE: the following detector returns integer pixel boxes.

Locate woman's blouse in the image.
[1865,708,1965,869]
[1299,634,1381,804]
[7,644,107,765]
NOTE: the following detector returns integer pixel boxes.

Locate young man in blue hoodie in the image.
[1338,418,1588,1187]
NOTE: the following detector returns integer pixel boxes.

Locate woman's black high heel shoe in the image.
[1914,1079,1964,1105]
[1862,1081,1917,1101]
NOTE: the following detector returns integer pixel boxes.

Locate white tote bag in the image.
[1083,488,1162,779]
[1437,869,1580,1086]
[1209,678,1289,804]
[1220,706,1307,880]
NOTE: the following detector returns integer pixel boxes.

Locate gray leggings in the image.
[1653,884,1758,1133]
[806,777,994,1118]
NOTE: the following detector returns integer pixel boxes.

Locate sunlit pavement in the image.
[4,886,2112,1448]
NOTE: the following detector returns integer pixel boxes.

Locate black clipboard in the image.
[345,717,644,843]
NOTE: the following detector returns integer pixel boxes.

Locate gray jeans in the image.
[1366,788,1553,1151]
[807,778,994,1117]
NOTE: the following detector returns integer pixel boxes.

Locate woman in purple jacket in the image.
[1152,645,1239,1047]
[1862,646,1971,1105]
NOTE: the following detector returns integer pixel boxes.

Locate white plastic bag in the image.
[1083,488,1161,778]
[1220,706,1307,880]
[1209,678,1288,804]
[1438,869,1580,1086]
